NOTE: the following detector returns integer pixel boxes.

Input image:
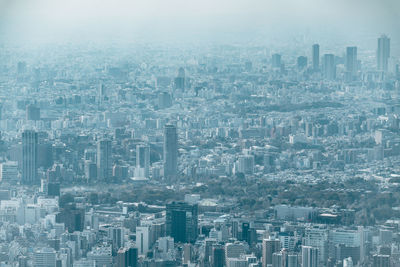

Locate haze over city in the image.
[0,0,399,267]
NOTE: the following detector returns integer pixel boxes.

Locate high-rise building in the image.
[346,47,358,78]
[97,139,112,180]
[136,144,150,178]
[163,124,178,178]
[302,246,319,267]
[212,245,225,267]
[377,35,390,72]
[272,54,282,68]
[297,56,308,70]
[237,155,255,175]
[323,54,336,80]
[136,226,150,255]
[34,247,56,267]
[116,247,138,267]
[108,227,124,252]
[22,130,38,184]
[166,202,198,243]
[312,44,320,71]
[174,67,185,91]
[262,239,281,267]
[56,203,85,233]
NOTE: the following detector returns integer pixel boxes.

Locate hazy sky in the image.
[0,0,399,49]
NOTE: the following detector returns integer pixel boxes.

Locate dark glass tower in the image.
[323,54,336,80]
[174,67,185,91]
[212,245,225,267]
[166,202,198,243]
[377,35,390,72]
[346,46,358,77]
[97,139,112,180]
[22,130,38,184]
[163,124,178,178]
[312,44,320,71]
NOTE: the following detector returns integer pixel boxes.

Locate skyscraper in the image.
[346,46,358,78]
[22,130,38,184]
[97,139,112,180]
[163,124,178,178]
[377,35,390,72]
[323,54,336,80]
[136,226,150,255]
[136,144,150,178]
[238,155,255,175]
[174,67,185,91]
[262,239,281,267]
[272,54,282,68]
[302,246,319,267]
[166,202,198,243]
[312,44,320,71]
[297,56,308,70]
[212,245,225,267]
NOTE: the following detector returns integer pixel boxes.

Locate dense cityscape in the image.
[0,1,400,266]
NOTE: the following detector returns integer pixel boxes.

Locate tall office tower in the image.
[166,202,198,243]
[212,245,225,267]
[136,144,150,178]
[373,254,390,267]
[377,35,390,72]
[238,155,255,175]
[302,246,319,267]
[271,54,282,68]
[22,130,38,184]
[56,203,85,232]
[174,67,185,91]
[120,247,138,267]
[99,83,107,102]
[262,239,281,267]
[346,47,358,78]
[297,56,308,70]
[323,54,336,80]
[163,124,178,178]
[97,139,112,180]
[312,44,320,71]
[136,226,150,255]
[34,247,56,267]
[108,227,124,252]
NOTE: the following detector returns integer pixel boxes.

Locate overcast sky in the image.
[0,0,399,49]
